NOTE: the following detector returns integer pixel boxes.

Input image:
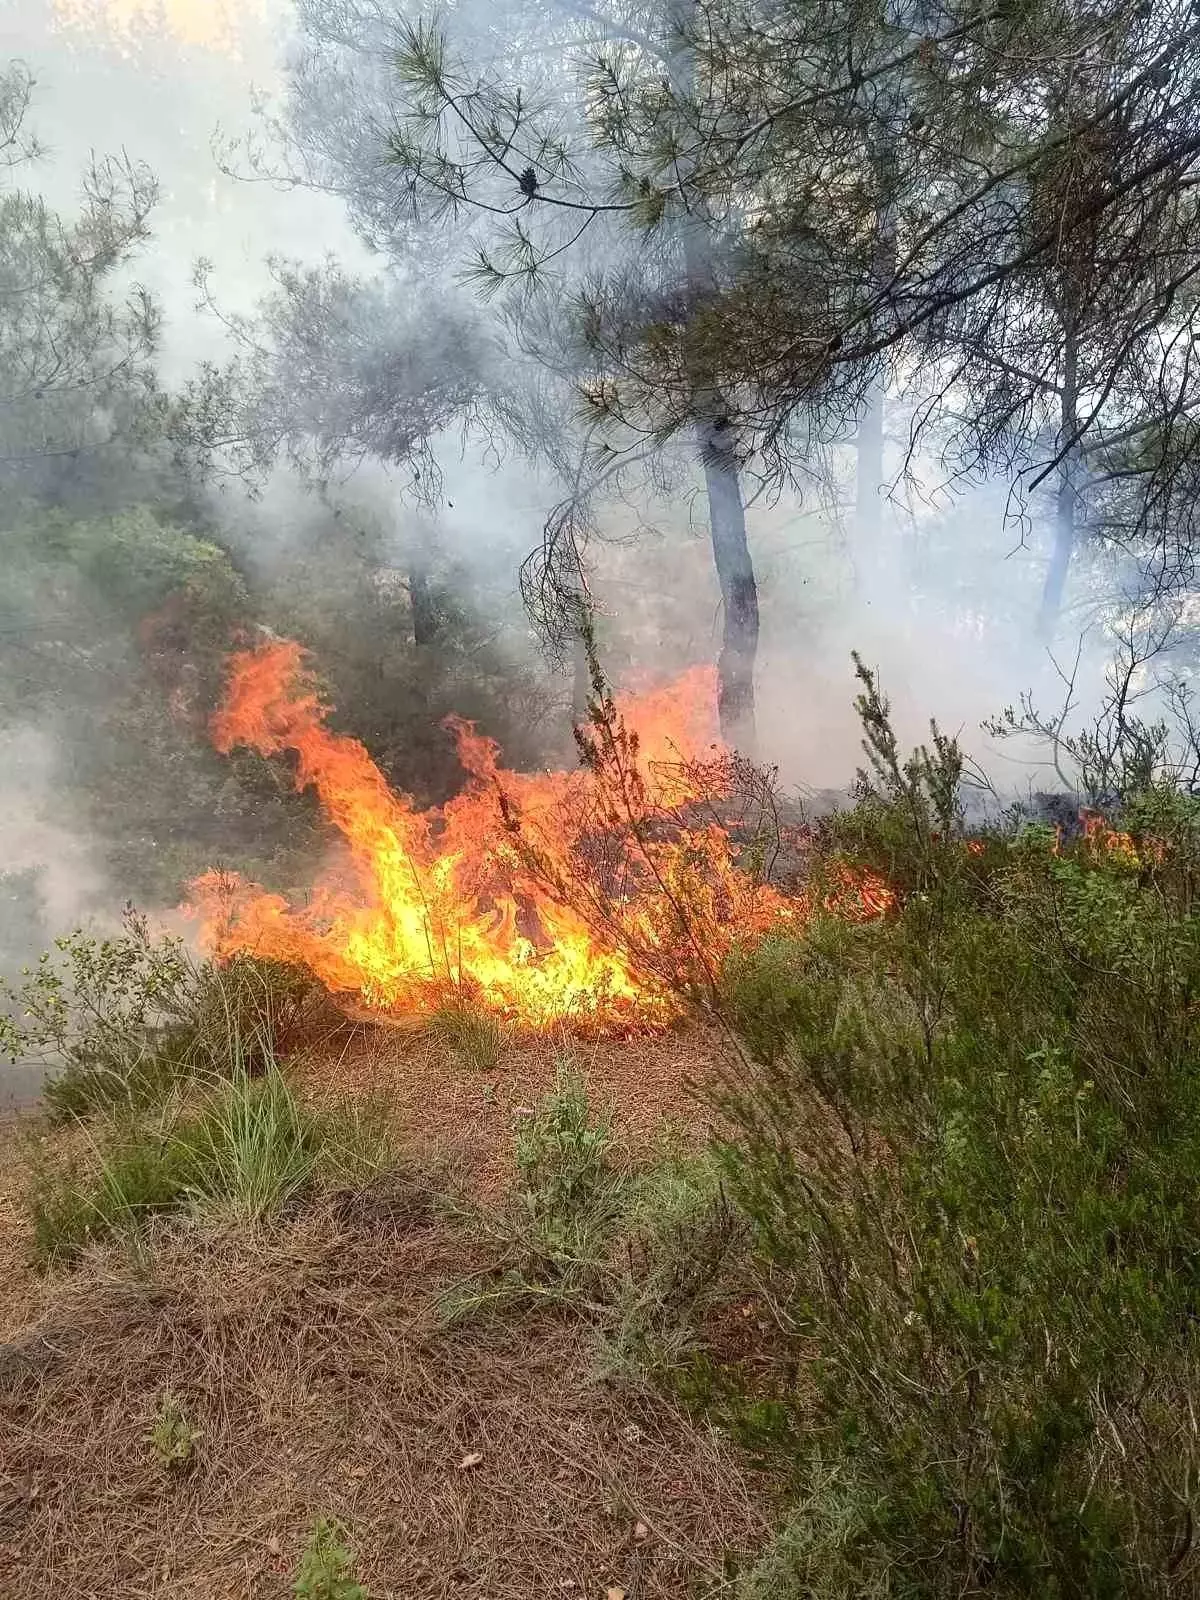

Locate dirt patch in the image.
[0,1190,771,1599]
[298,1021,732,1200]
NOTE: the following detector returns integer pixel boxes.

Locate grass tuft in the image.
[29,1066,397,1266]
[428,996,508,1072]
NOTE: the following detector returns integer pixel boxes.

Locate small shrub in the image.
[428,996,507,1071]
[513,1062,623,1265]
[178,1066,323,1223]
[149,1392,203,1470]
[440,1062,626,1321]
[293,1517,367,1600]
[443,1082,743,1370]
[0,908,318,1121]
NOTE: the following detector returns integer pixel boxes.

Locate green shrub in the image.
[712,671,1200,1598]
[442,1077,744,1365]
[440,1062,627,1321]
[513,1063,624,1266]
[0,908,317,1121]
[293,1517,367,1600]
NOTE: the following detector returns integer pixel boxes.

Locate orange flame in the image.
[188,640,891,1029]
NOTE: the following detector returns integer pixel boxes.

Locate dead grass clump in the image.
[0,1193,771,1599]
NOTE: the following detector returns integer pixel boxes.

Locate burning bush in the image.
[187,638,891,1032]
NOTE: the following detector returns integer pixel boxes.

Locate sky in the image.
[8,0,367,376]
[48,0,266,54]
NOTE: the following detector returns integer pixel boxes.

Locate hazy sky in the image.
[7,0,366,375]
[47,0,268,54]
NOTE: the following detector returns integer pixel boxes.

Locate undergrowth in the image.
[707,659,1200,1597]
[443,1063,745,1384]
[30,1065,395,1265]
[0,907,323,1121]
[149,1392,203,1471]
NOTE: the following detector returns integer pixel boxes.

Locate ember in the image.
[188,640,892,1029]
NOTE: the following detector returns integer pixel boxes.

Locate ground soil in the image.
[297,1019,733,1200]
[0,1027,771,1600]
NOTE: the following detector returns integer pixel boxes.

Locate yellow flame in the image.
[185,640,895,1033]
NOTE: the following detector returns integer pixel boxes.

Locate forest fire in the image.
[188,640,892,1030]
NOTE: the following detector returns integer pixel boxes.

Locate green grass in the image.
[30,1066,396,1266]
[30,1120,194,1265]
[439,1069,743,1376]
[428,996,508,1072]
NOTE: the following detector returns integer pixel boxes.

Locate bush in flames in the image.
[187,639,893,1030]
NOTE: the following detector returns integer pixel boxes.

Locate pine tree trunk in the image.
[699,416,759,749]
[1039,321,1080,641]
[668,0,758,752]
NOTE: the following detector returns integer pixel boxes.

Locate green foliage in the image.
[513,1063,623,1268]
[26,505,247,630]
[599,1144,746,1385]
[293,1517,367,1600]
[440,1063,626,1320]
[428,996,508,1071]
[443,1074,743,1376]
[149,1392,203,1470]
[714,688,1200,1597]
[30,1118,194,1266]
[0,909,317,1121]
[176,1066,325,1225]
[29,1066,395,1266]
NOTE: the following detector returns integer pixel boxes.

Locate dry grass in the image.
[0,1179,772,1599]
[0,1112,81,1340]
[300,1021,729,1201]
